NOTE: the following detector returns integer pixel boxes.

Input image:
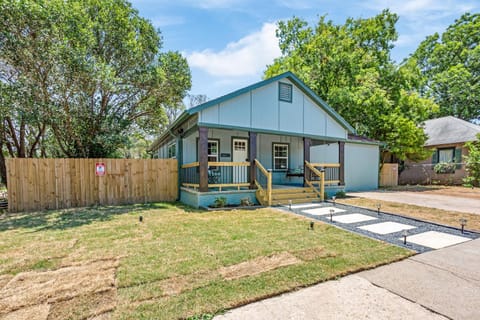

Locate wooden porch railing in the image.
[254,159,272,206]
[309,163,341,185]
[305,161,325,201]
[181,161,250,191]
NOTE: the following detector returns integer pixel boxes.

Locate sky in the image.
[130,0,479,101]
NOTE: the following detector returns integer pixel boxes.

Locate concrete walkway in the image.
[349,190,480,214]
[215,238,480,320]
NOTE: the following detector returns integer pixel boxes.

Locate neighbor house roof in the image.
[423,116,480,146]
[150,72,355,151]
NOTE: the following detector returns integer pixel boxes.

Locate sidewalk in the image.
[215,238,480,320]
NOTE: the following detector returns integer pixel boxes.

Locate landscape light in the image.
[376,203,381,216]
[402,229,408,245]
[332,196,336,206]
[460,218,467,234]
[310,221,314,230]
[329,208,334,222]
[139,215,143,222]
[289,200,292,210]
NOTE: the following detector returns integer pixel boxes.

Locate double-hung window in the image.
[273,143,288,171]
[167,142,176,158]
[208,140,219,170]
[438,148,454,163]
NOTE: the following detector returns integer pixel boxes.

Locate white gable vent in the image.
[279,82,292,103]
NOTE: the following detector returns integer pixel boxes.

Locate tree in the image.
[0,0,191,162]
[410,13,480,121]
[463,134,480,187]
[265,10,438,161]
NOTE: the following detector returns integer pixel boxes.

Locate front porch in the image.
[180,158,343,208]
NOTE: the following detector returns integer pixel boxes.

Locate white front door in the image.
[232,138,248,183]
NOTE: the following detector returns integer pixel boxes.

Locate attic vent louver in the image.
[279,82,292,103]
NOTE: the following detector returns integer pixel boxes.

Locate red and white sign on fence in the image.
[95,162,106,176]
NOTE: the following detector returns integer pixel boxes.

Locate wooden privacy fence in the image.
[6,158,178,212]
[379,163,398,187]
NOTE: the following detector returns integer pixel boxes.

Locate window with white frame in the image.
[207,140,219,162]
[438,148,454,163]
[167,142,176,158]
[273,143,288,170]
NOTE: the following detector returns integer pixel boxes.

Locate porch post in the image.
[176,135,183,200]
[339,141,345,185]
[249,132,257,189]
[199,127,209,192]
[303,137,311,186]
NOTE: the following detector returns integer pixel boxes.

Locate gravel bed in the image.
[277,202,480,253]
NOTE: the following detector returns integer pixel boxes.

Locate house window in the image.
[273,143,288,171]
[438,148,455,163]
[279,82,292,103]
[167,142,176,158]
[207,140,219,162]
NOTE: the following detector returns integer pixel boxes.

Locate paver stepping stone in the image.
[303,207,345,216]
[288,204,322,209]
[332,213,377,224]
[404,231,471,249]
[358,222,416,235]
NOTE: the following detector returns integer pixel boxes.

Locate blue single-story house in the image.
[150,72,379,208]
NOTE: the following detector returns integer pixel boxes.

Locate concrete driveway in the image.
[348,190,480,214]
[215,238,480,320]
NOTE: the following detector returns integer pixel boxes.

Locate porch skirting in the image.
[180,187,258,209]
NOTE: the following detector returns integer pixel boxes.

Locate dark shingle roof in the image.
[423,116,480,146]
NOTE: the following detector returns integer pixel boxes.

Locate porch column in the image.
[303,138,311,187]
[249,132,257,189]
[176,135,183,200]
[199,127,209,192]
[339,141,345,185]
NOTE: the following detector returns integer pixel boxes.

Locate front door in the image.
[232,138,248,183]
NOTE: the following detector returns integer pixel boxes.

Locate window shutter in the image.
[455,148,462,169]
[431,149,438,169]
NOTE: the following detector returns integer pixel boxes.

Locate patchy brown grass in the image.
[382,185,480,200]
[0,204,410,319]
[338,197,480,232]
[0,258,119,319]
[219,252,301,281]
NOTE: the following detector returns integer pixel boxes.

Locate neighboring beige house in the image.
[399,116,480,185]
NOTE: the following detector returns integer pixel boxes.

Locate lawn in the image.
[0,203,411,319]
[338,197,480,232]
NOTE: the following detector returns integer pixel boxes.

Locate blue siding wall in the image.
[345,143,379,191]
[199,79,347,140]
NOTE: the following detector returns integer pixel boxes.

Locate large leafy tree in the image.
[410,13,479,121]
[265,11,437,161]
[0,0,191,166]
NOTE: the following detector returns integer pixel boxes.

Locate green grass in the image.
[0,203,411,319]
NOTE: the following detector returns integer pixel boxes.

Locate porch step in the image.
[271,187,320,205]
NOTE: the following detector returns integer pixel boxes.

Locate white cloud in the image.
[186,22,281,77]
[365,0,476,19]
[150,15,185,27]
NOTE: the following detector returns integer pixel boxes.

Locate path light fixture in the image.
[310,221,314,230]
[460,218,467,234]
[289,200,292,211]
[376,203,381,216]
[402,229,408,245]
[329,208,334,222]
[332,196,336,206]
[139,215,143,223]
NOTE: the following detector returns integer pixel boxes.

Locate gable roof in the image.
[424,116,480,146]
[150,72,355,151]
[187,71,355,133]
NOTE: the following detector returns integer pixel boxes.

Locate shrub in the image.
[433,162,455,174]
[335,190,347,198]
[463,135,480,187]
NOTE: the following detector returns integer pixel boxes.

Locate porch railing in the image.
[181,161,250,191]
[254,159,272,206]
[305,161,325,201]
[309,163,340,185]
